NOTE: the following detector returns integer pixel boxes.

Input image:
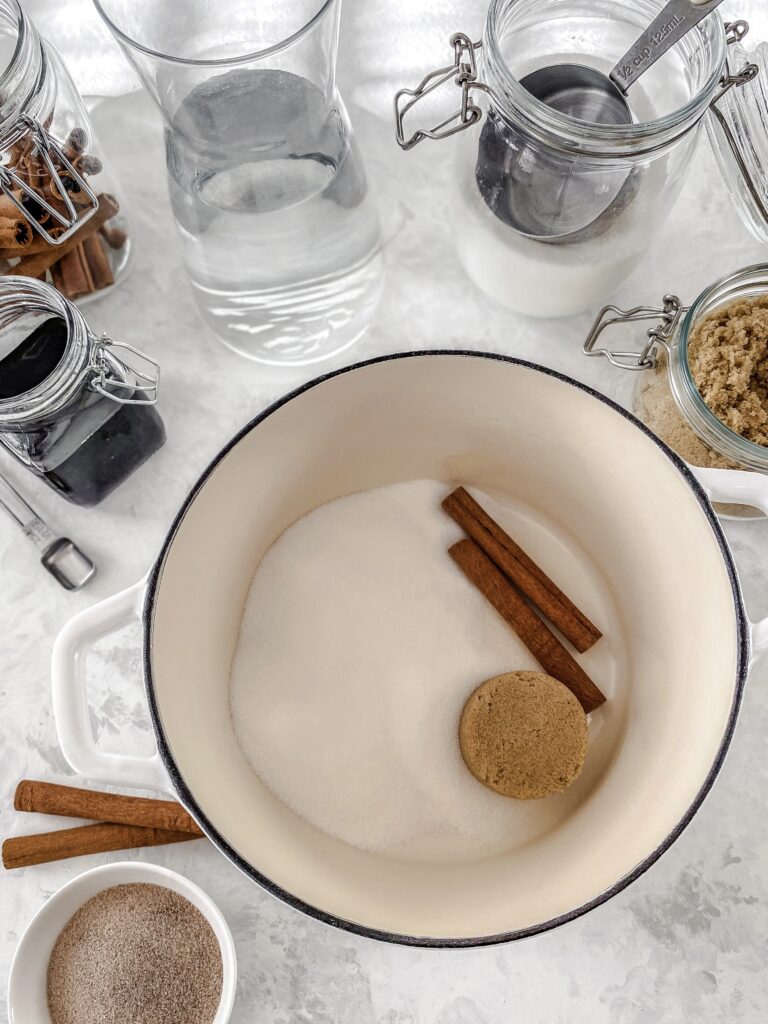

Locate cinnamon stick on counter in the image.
[443,488,602,653]
[450,539,606,713]
[14,780,202,836]
[2,822,198,870]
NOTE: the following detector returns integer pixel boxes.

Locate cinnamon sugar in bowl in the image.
[7,862,237,1024]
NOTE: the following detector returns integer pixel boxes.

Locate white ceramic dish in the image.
[51,351,768,946]
[7,861,237,1024]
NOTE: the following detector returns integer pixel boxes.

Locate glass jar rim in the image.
[671,262,768,471]
[0,276,90,424]
[483,0,728,157]
[0,0,25,92]
[0,0,53,142]
[92,0,336,68]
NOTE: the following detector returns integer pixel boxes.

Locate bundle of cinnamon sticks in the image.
[3,780,203,869]
[0,126,126,299]
[443,487,606,713]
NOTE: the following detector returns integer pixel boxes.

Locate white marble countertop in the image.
[2,3,768,1020]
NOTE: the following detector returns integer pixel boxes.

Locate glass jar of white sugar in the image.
[394,0,768,318]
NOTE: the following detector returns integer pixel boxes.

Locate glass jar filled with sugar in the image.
[395,0,768,318]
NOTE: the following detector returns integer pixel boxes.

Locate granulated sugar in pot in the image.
[229,480,616,859]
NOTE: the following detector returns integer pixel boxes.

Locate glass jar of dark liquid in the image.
[0,276,164,505]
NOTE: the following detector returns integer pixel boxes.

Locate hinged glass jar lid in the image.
[707,29,768,240]
[0,276,164,507]
[583,263,768,520]
[0,0,129,301]
[394,0,768,319]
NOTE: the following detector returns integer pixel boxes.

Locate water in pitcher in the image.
[166,67,383,364]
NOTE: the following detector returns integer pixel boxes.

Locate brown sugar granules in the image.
[688,294,768,445]
[636,294,768,470]
[635,352,737,470]
[47,883,223,1024]
[458,671,588,800]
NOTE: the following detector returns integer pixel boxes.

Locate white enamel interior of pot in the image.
[148,355,739,940]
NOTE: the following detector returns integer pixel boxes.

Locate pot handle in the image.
[693,465,768,515]
[691,466,768,663]
[51,579,170,793]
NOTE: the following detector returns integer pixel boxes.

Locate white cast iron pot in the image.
[52,352,768,947]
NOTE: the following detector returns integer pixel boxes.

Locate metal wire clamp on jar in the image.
[0,0,129,300]
[393,0,768,319]
[583,263,768,521]
[0,277,164,507]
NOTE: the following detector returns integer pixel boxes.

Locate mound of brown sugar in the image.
[458,671,588,800]
[688,294,768,446]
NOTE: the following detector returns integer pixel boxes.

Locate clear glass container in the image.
[0,0,130,301]
[395,0,767,319]
[583,263,768,520]
[94,0,384,366]
[0,276,164,507]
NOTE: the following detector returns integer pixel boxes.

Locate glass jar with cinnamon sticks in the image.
[0,276,164,506]
[0,0,129,301]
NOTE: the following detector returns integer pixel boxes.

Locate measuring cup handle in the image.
[51,579,169,792]
[691,465,768,665]
[610,0,727,94]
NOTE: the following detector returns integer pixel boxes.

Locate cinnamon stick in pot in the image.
[443,487,602,652]
[14,780,203,835]
[2,823,198,870]
[449,538,606,713]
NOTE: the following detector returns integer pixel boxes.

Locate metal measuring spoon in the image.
[479,0,726,244]
[0,470,96,590]
[523,0,726,126]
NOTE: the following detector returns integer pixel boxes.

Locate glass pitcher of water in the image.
[95,0,383,365]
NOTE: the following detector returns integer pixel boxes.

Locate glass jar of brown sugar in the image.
[0,276,164,506]
[0,0,130,300]
[583,263,768,520]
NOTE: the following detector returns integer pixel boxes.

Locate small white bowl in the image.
[7,861,237,1024]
